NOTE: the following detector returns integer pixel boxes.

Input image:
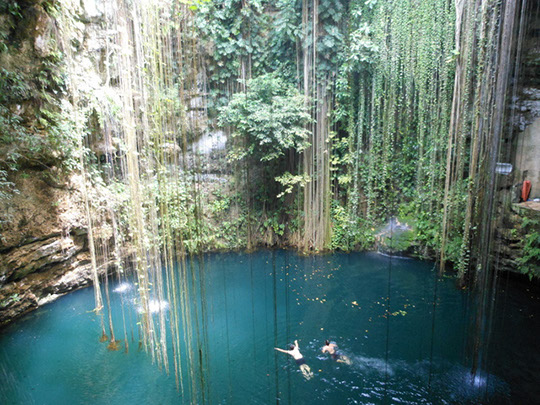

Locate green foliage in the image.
[0,0,512,270]
[208,189,248,249]
[194,0,272,111]
[0,293,20,309]
[214,216,248,249]
[331,200,375,251]
[381,229,415,254]
[348,22,378,65]
[0,69,32,167]
[263,212,285,237]
[329,130,351,187]
[0,51,77,172]
[517,217,540,280]
[219,73,311,162]
[0,1,23,19]
[267,0,301,78]
[329,0,457,256]
[0,1,71,170]
[158,177,201,249]
[275,172,309,198]
[0,168,17,239]
[397,200,441,253]
[0,68,30,101]
[210,191,231,215]
[0,169,14,197]
[314,0,346,76]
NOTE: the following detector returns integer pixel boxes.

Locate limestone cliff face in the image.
[493,8,540,278]
[0,0,108,329]
[512,10,540,196]
[0,171,98,328]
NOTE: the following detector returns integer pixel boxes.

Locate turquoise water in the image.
[1,251,539,404]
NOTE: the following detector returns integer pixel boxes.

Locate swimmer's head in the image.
[289,344,295,350]
[325,340,330,346]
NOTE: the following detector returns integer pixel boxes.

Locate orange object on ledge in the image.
[521,180,531,201]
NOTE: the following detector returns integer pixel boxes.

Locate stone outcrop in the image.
[0,1,87,327]
[0,0,145,328]
[0,248,96,328]
[0,169,100,328]
[1,234,83,283]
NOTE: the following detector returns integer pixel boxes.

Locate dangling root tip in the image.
[107,340,122,351]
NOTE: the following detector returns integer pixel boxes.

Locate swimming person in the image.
[322,340,352,365]
[275,340,314,379]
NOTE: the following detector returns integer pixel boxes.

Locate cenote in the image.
[1,251,539,404]
[1,0,540,404]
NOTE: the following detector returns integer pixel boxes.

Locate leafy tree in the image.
[194,0,272,113]
[219,73,311,162]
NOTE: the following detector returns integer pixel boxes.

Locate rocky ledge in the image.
[0,231,102,328]
[494,202,540,278]
[0,168,106,329]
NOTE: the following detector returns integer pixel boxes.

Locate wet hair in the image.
[289,344,295,350]
[325,340,330,346]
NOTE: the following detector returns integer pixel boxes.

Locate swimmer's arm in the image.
[321,346,328,353]
[294,340,299,349]
[274,348,289,354]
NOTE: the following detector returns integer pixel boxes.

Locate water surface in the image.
[1,251,539,404]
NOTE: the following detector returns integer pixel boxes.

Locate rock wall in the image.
[493,5,540,279]
[0,0,108,329]
[0,171,98,328]
[512,6,540,198]
[515,117,540,199]
[494,203,540,279]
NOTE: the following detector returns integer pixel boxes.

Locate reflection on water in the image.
[0,250,539,404]
[113,282,132,294]
[137,299,169,314]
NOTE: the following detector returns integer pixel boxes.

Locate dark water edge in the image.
[0,250,539,404]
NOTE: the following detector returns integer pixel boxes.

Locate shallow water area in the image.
[1,251,539,404]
